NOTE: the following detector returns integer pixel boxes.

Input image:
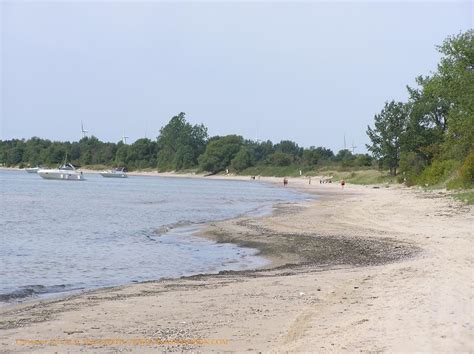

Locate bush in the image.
[459,152,474,187]
[399,152,426,186]
[354,154,373,167]
[418,159,460,186]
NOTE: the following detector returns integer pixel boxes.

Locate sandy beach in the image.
[0,176,472,352]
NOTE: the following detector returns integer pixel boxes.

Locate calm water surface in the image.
[0,170,307,303]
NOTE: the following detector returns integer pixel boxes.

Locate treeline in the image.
[2,31,471,187]
[0,112,373,173]
[366,30,473,188]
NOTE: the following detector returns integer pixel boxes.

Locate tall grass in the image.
[238,165,394,184]
[452,191,474,205]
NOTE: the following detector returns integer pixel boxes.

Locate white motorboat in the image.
[25,167,40,174]
[38,163,85,181]
[100,167,127,178]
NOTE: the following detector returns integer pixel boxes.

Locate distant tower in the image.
[343,133,347,150]
[81,121,88,139]
[255,131,261,144]
[351,141,357,154]
[122,130,129,144]
[254,122,261,143]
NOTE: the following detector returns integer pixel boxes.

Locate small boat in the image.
[38,163,85,181]
[25,167,40,174]
[100,167,127,178]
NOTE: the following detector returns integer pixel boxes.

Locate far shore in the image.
[1,165,336,183]
[0,169,472,352]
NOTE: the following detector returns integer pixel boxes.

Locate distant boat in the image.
[25,167,40,174]
[38,163,85,181]
[100,168,127,178]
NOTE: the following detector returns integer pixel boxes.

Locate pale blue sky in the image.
[1,1,472,152]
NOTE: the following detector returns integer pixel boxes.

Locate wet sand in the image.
[0,177,472,352]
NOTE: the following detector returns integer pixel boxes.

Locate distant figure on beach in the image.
[226,168,229,175]
[299,170,302,176]
[308,176,311,185]
[341,179,346,189]
[283,177,288,186]
[251,176,255,180]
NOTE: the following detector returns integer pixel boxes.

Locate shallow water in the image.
[0,170,307,303]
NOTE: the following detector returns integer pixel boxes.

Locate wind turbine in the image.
[351,141,357,154]
[121,130,129,144]
[81,121,88,139]
[254,122,261,143]
[255,130,261,144]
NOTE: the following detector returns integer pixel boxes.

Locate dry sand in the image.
[0,176,472,352]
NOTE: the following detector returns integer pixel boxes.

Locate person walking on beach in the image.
[283,177,288,186]
[341,179,346,189]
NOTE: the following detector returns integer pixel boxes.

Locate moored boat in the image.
[100,167,127,178]
[25,167,40,174]
[38,163,85,181]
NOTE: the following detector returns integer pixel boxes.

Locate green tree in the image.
[231,147,253,172]
[114,143,130,168]
[156,113,208,170]
[128,138,157,168]
[1,139,25,166]
[268,151,293,166]
[367,101,408,175]
[398,31,473,186]
[244,140,274,164]
[274,140,302,157]
[334,149,356,167]
[399,151,426,185]
[199,135,243,173]
[353,154,373,167]
[435,31,474,159]
[403,76,449,164]
[302,146,334,165]
[334,149,354,162]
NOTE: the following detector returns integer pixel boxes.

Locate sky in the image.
[0,1,472,153]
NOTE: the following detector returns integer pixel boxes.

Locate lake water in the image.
[0,170,307,304]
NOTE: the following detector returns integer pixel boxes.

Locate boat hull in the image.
[38,171,85,181]
[100,172,127,178]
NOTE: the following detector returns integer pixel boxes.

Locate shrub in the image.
[418,159,460,186]
[459,152,474,187]
[399,152,426,186]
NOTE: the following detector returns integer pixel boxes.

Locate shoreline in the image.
[0,170,309,306]
[0,175,472,351]
[1,165,330,184]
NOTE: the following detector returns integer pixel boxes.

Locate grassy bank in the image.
[451,191,474,205]
[239,165,395,185]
